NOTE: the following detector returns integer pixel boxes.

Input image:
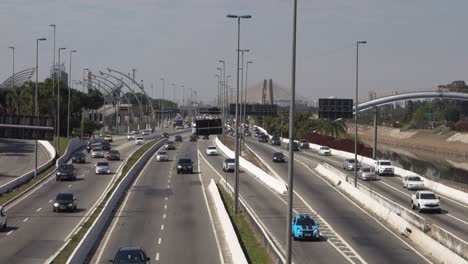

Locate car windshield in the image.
[115,250,145,263]
[110,151,119,154]
[420,193,437,199]
[73,152,84,157]
[226,159,235,163]
[97,162,108,166]
[380,161,392,166]
[408,176,422,181]
[300,139,308,143]
[136,137,143,140]
[56,193,73,201]
[208,147,216,150]
[321,147,329,150]
[274,153,283,157]
[297,217,315,226]
[272,136,279,140]
[60,164,73,170]
[361,167,371,172]
[92,148,102,151]
[347,159,355,163]
[179,159,192,164]
[158,152,167,155]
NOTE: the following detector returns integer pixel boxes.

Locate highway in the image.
[91,134,222,264]
[0,135,152,264]
[249,137,468,244]
[232,137,432,264]
[0,139,51,187]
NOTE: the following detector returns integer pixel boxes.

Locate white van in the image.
[0,206,7,230]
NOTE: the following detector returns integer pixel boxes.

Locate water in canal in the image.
[375,147,468,192]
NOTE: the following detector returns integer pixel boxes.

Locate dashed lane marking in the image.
[23,218,29,222]
[36,207,42,212]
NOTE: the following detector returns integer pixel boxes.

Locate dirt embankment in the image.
[352,125,468,162]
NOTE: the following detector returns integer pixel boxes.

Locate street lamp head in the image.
[9,46,14,49]
[247,61,253,64]
[240,15,252,19]
[219,60,225,63]
[357,41,367,44]
[49,24,56,27]
[99,71,105,76]
[217,67,222,70]
[226,14,238,18]
[38,38,47,41]
[71,50,77,53]
[59,47,66,50]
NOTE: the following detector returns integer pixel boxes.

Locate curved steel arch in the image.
[356,91,468,113]
[0,68,35,89]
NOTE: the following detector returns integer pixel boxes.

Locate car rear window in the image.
[347,159,355,163]
[56,193,73,200]
[179,159,192,164]
[158,152,167,155]
[420,193,437,199]
[408,176,422,181]
[208,146,216,150]
[97,162,109,166]
[92,148,102,151]
[380,161,392,166]
[136,137,143,140]
[361,167,371,172]
[321,147,329,150]
[226,159,235,163]
[115,250,145,262]
[297,217,315,226]
[60,164,73,170]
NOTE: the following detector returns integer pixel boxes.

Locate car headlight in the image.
[68,203,73,206]
[54,203,59,207]
[177,165,182,168]
[313,229,318,233]
[297,228,302,233]
[107,170,110,173]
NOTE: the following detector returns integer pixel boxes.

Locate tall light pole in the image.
[35,37,47,179]
[239,49,249,128]
[49,24,56,96]
[57,47,66,155]
[227,13,252,215]
[215,74,220,106]
[216,67,222,107]
[286,0,298,261]
[218,60,226,125]
[226,75,231,118]
[354,41,367,187]
[81,68,88,140]
[244,61,253,141]
[161,78,165,132]
[172,83,176,105]
[9,46,15,90]
[67,49,77,138]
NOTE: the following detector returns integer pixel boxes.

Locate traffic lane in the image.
[158,140,221,264]
[0,139,49,186]
[198,140,349,264]
[0,140,146,263]
[244,139,429,264]
[92,142,173,263]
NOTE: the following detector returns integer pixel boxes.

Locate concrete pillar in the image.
[373,107,378,159]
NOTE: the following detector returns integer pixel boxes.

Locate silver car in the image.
[358,166,377,181]
[95,161,111,174]
[343,159,361,171]
[91,148,104,158]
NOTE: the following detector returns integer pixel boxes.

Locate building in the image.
[50,63,68,86]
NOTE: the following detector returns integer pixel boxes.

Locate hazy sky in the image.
[1,0,467,104]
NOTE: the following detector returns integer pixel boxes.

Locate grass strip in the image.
[50,137,70,157]
[0,165,57,206]
[52,139,160,263]
[217,183,272,264]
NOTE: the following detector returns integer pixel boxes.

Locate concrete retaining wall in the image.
[67,139,166,264]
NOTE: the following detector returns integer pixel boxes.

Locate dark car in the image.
[56,164,77,181]
[273,152,285,162]
[53,192,77,212]
[101,141,112,151]
[270,136,281,146]
[162,132,169,138]
[298,139,310,149]
[110,247,150,264]
[72,152,86,163]
[175,135,183,142]
[287,141,300,151]
[107,150,121,161]
[244,131,252,137]
[202,135,209,140]
[165,141,176,150]
[190,135,198,142]
[177,158,193,174]
[259,134,269,143]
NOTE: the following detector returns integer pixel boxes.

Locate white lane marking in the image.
[165,197,168,201]
[68,184,72,188]
[36,207,42,212]
[164,204,167,210]
[156,252,160,261]
[49,199,53,203]
[447,214,468,225]
[163,213,166,219]
[168,179,171,183]
[23,218,29,222]
[167,184,170,188]
[161,224,164,230]
[6,230,14,236]
[197,151,225,264]
[158,237,162,245]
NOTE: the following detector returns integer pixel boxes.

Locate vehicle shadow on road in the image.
[1,226,18,233]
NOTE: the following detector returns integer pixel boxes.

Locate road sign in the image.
[318,98,353,119]
[0,115,54,140]
[229,104,278,116]
[195,119,222,135]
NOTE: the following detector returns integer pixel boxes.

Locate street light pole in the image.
[49,24,56,96]
[81,68,88,140]
[244,61,253,144]
[215,74,220,106]
[57,47,66,155]
[172,83,176,105]
[35,37,47,179]
[239,49,249,128]
[68,49,77,138]
[161,78,165,133]
[217,67,222,107]
[226,75,231,121]
[227,13,252,215]
[354,41,367,187]
[9,46,15,90]
[218,60,226,126]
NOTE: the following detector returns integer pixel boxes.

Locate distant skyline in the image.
[1,0,467,104]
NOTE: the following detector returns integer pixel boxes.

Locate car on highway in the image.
[95,161,111,174]
[175,135,183,142]
[189,134,198,141]
[343,159,361,171]
[156,151,169,162]
[259,134,269,143]
[72,152,86,163]
[102,141,112,151]
[104,135,113,142]
[223,158,236,172]
[358,166,377,181]
[176,158,194,174]
[286,141,300,151]
[162,132,170,138]
[318,146,331,156]
[202,135,210,140]
[374,160,395,176]
[53,192,77,212]
[165,141,176,150]
[270,136,281,146]
[110,247,150,264]
[0,206,7,230]
[272,152,285,162]
[56,164,77,181]
[206,146,218,156]
[127,132,136,140]
[244,131,252,137]
[107,150,121,161]
[91,148,105,158]
[411,191,441,213]
[135,137,145,145]
[291,214,320,240]
[298,139,310,149]
[142,130,149,136]
[403,175,425,190]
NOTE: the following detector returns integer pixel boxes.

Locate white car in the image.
[223,158,236,172]
[411,191,441,213]
[95,161,111,174]
[135,137,144,145]
[374,160,394,176]
[127,133,135,140]
[0,206,7,230]
[206,146,218,156]
[403,175,424,190]
[142,130,150,136]
[156,151,169,161]
[319,146,331,156]
[91,148,105,158]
